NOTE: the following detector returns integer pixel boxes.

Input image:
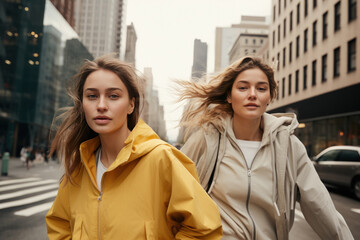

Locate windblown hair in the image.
[178,56,277,132]
[49,55,142,183]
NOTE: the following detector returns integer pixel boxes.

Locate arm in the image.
[45,180,72,240]
[164,148,222,239]
[293,137,354,240]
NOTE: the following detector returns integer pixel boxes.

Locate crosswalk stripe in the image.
[351,208,360,214]
[0,179,58,192]
[0,184,59,200]
[0,178,41,186]
[0,190,58,210]
[14,201,54,217]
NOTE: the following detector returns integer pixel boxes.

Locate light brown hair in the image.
[178,56,277,131]
[50,55,142,183]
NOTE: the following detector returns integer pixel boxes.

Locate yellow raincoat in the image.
[46,119,222,239]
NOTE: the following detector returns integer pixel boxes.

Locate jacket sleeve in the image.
[45,180,72,240]
[164,148,223,239]
[181,129,219,190]
[293,136,354,240]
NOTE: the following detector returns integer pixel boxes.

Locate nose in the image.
[97,96,108,112]
[249,87,257,99]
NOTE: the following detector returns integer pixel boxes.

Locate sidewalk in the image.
[0,157,63,181]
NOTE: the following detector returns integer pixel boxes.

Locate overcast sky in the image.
[126,0,271,141]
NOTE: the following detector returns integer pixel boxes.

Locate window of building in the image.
[260,39,264,44]
[289,42,293,63]
[245,39,248,44]
[273,5,276,22]
[303,65,308,89]
[288,74,292,95]
[312,60,317,86]
[305,0,308,17]
[253,39,256,44]
[312,20,317,46]
[277,52,280,71]
[282,77,285,98]
[297,3,301,24]
[295,69,299,93]
[349,0,357,22]
[277,81,280,100]
[313,0,317,8]
[335,2,341,31]
[284,0,287,9]
[304,28,308,53]
[283,18,286,38]
[334,47,340,77]
[296,35,300,58]
[323,11,328,40]
[348,38,356,72]
[273,31,275,48]
[278,24,281,43]
[279,0,281,15]
[283,47,286,67]
[290,11,293,31]
[322,54,328,82]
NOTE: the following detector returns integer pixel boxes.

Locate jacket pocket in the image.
[72,215,89,240]
[145,221,156,240]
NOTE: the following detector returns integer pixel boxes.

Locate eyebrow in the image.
[84,88,124,92]
[236,80,269,85]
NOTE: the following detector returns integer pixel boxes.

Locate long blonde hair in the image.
[178,56,277,131]
[50,55,142,183]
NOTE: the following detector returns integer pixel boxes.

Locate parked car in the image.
[312,145,360,200]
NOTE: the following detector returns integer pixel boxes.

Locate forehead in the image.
[84,69,127,89]
[234,68,269,84]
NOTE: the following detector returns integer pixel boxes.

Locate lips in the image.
[94,116,111,124]
[244,103,259,107]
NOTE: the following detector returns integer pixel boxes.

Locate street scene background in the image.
[1,0,360,239]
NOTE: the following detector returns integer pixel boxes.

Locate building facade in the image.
[0,0,93,156]
[124,22,137,66]
[215,15,269,72]
[191,39,208,79]
[74,0,127,59]
[141,68,167,141]
[268,0,360,156]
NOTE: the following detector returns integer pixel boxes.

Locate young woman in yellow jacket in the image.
[179,56,353,240]
[45,55,222,239]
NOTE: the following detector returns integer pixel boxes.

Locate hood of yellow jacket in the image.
[79,118,170,180]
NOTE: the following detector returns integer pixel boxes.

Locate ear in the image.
[128,97,135,114]
[227,94,232,104]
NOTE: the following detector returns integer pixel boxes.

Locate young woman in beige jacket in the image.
[179,56,353,240]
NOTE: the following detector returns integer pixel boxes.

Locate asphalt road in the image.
[1,158,359,240]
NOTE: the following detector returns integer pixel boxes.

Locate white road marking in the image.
[0,178,41,186]
[351,208,360,214]
[0,184,59,200]
[0,179,58,192]
[0,190,58,210]
[14,201,54,217]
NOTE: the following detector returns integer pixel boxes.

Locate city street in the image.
[1,158,359,240]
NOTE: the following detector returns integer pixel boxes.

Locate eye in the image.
[237,86,248,91]
[258,87,267,91]
[87,94,97,100]
[109,94,119,100]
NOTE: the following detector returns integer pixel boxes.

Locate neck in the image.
[99,128,131,168]
[232,115,263,141]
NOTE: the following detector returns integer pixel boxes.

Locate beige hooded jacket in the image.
[181,113,353,240]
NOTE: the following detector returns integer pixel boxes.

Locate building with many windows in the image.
[215,15,269,72]
[268,0,360,156]
[74,0,127,59]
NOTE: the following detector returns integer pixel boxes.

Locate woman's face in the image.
[227,68,271,122]
[82,69,134,136]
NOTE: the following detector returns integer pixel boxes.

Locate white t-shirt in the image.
[235,139,261,168]
[96,148,107,190]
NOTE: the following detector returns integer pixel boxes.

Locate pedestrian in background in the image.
[179,56,353,239]
[45,55,222,239]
